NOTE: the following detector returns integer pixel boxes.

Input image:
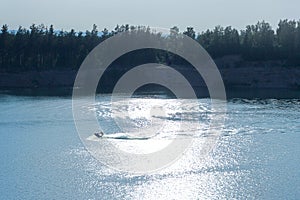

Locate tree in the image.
[170,26,179,35]
[276,19,297,59]
[102,28,109,38]
[91,24,98,36]
[1,24,8,35]
[241,21,274,60]
[0,24,10,68]
[223,26,240,55]
[294,21,300,64]
[183,27,196,39]
[255,21,275,59]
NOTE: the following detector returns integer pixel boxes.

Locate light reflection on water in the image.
[92,97,213,154]
[0,94,299,199]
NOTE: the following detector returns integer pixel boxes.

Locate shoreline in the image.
[0,58,299,98]
[1,87,299,99]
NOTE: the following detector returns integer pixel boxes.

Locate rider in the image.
[94,131,104,138]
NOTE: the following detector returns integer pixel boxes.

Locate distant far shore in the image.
[0,57,299,98]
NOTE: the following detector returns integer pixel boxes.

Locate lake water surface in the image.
[0,94,299,199]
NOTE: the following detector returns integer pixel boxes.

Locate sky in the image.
[1,0,299,33]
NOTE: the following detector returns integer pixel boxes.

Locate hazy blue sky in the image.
[1,0,299,32]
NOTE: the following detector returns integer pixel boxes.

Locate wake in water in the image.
[86,132,151,141]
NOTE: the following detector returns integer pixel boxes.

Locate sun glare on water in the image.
[93,97,212,154]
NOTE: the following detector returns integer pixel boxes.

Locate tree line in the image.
[0,20,300,72]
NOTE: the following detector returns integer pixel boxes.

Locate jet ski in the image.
[94,132,104,138]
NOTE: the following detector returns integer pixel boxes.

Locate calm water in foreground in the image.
[0,94,299,199]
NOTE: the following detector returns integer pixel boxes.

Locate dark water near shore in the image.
[0,94,299,199]
[1,86,300,99]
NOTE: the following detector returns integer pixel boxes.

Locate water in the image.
[0,94,299,199]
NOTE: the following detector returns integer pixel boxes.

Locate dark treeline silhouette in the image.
[1,20,300,72]
[196,20,300,63]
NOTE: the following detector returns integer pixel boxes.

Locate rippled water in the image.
[0,94,299,199]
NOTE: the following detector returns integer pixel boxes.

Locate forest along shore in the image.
[1,20,300,97]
